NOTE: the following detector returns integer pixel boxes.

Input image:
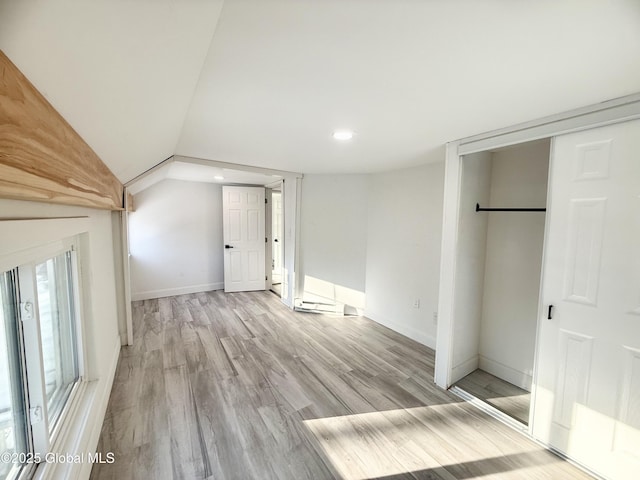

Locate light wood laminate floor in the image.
[455,369,531,425]
[90,291,592,480]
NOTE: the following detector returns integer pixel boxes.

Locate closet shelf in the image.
[475,203,546,212]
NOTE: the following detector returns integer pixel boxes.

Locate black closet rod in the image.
[476,203,546,212]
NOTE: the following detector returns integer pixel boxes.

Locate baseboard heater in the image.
[294,299,345,315]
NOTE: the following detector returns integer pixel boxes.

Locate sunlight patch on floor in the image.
[302,404,552,480]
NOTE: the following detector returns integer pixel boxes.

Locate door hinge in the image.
[265,198,268,204]
[265,237,268,243]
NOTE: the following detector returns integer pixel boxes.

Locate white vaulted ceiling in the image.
[0,0,225,182]
[1,0,640,182]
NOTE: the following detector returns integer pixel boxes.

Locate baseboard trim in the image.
[132,282,224,301]
[364,310,436,349]
[479,355,532,392]
[451,355,479,384]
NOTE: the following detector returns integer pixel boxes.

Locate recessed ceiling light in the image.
[214,175,224,180]
[333,130,354,141]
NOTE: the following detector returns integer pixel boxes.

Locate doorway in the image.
[270,183,284,296]
[449,139,551,426]
[123,157,302,312]
[222,185,266,292]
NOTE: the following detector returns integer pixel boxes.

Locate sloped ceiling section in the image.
[126,158,284,195]
[177,0,640,174]
[0,0,224,183]
[1,0,639,181]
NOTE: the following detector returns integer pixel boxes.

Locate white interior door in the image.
[533,119,640,479]
[272,191,283,284]
[222,186,266,292]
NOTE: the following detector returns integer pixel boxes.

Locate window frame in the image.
[0,270,33,480]
[1,236,87,479]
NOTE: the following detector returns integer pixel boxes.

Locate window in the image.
[0,273,28,480]
[0,244,83,480]
[35,253,79,432]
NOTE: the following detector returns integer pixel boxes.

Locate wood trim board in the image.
[0,50,123,210]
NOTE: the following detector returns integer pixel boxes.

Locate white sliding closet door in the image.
[533,119,640,479]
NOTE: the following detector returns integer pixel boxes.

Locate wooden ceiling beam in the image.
[0,50,123,210]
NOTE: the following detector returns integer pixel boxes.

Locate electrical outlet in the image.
[413,299,420,309]
[433,311,438,324]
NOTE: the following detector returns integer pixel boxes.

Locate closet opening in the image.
[449,138,551,426]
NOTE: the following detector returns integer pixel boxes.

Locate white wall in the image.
[0,198,122,480]
[479,140,550,390]
[296,164,445,347]
[129,179,223,300]
[299,175,368,313]
[450,152,492,382]
[364,162,445,348]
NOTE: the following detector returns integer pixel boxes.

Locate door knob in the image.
[225,245,234,249]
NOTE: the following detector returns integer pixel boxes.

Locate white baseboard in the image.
[451,355,479,384]
[132,282,224,301]
[364,310,436,349]
[479,355,532,392]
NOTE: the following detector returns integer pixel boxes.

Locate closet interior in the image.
[450,138,551,426]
